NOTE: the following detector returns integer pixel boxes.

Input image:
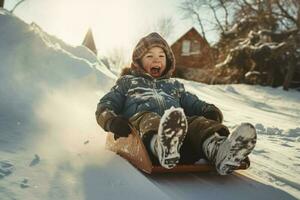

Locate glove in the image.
[202,105,223,123]
[108,116,131,139]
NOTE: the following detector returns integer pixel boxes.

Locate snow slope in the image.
[0,9,299,200]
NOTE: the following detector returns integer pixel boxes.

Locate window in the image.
[181,40,201,56]
[191,40,200,55]
[181,40,191,56]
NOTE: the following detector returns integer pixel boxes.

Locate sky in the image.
[4,0,218,58]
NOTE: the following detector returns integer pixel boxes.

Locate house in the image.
[82,28,97,55]
[171,27,215,81]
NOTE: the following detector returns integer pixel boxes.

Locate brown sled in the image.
[105,128,250,174]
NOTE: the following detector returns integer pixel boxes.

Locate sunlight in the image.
[33,81,113,166]
[52,0,139,54]
[11,0,187,56]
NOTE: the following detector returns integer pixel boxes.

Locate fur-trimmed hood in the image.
[121,32,175,78]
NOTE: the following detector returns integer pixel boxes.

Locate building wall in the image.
[171,28,214,71]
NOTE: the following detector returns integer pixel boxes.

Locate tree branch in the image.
[218,0,229,29]
[11,0,26,13]
[179,0,207,40]
[208,3,225,33]
[191,9,207,40]
[274,0,297,25]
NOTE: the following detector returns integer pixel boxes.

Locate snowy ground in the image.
[0,9,299,200]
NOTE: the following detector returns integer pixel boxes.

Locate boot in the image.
[150,107,188,169]
[203,123,257,175]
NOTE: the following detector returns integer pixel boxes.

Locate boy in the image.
[96,32,256,175]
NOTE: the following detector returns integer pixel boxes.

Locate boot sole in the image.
[217,123,257,175]
[157,108,188,169]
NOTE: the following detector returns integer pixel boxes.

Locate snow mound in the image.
[0,8,116,153]
[0,160,14,178]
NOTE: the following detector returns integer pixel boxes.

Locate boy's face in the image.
[141,46,166,78]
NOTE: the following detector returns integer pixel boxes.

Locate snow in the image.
[0,8,299,200]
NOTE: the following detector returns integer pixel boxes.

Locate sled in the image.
[105,128,250,174]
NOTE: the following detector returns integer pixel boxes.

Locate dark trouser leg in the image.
[179,116,230,164]
[129,111,161,163]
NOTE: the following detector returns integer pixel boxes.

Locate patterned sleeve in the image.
[95,76,129,130]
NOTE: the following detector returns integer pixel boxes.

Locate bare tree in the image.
[11,0,26,13]
[154,16,175,39]
[273,0,299,28]
[218,0,231,29]
[178,0,300,89]
[233,0,299,30]
[179,0,207,40]
[142,16,175,40]
[179,0,235,39]
[207,1,225,33]
[105,47,129,72]
[180,0,299,38]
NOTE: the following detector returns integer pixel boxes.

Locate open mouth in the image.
[150,66,161,75]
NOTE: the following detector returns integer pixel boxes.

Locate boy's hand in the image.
[202,105,223,123]
[109,116,131,138]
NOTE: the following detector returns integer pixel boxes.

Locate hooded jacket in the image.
[96,32,222,131]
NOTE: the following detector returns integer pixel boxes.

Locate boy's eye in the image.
[159,55,165,57]
[146,55,153,58]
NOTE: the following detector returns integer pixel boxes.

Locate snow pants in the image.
[129,111,230,164]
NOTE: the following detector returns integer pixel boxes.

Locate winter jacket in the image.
[96,71,222,131]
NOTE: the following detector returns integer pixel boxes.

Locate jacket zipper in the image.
[153,79,166,114]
